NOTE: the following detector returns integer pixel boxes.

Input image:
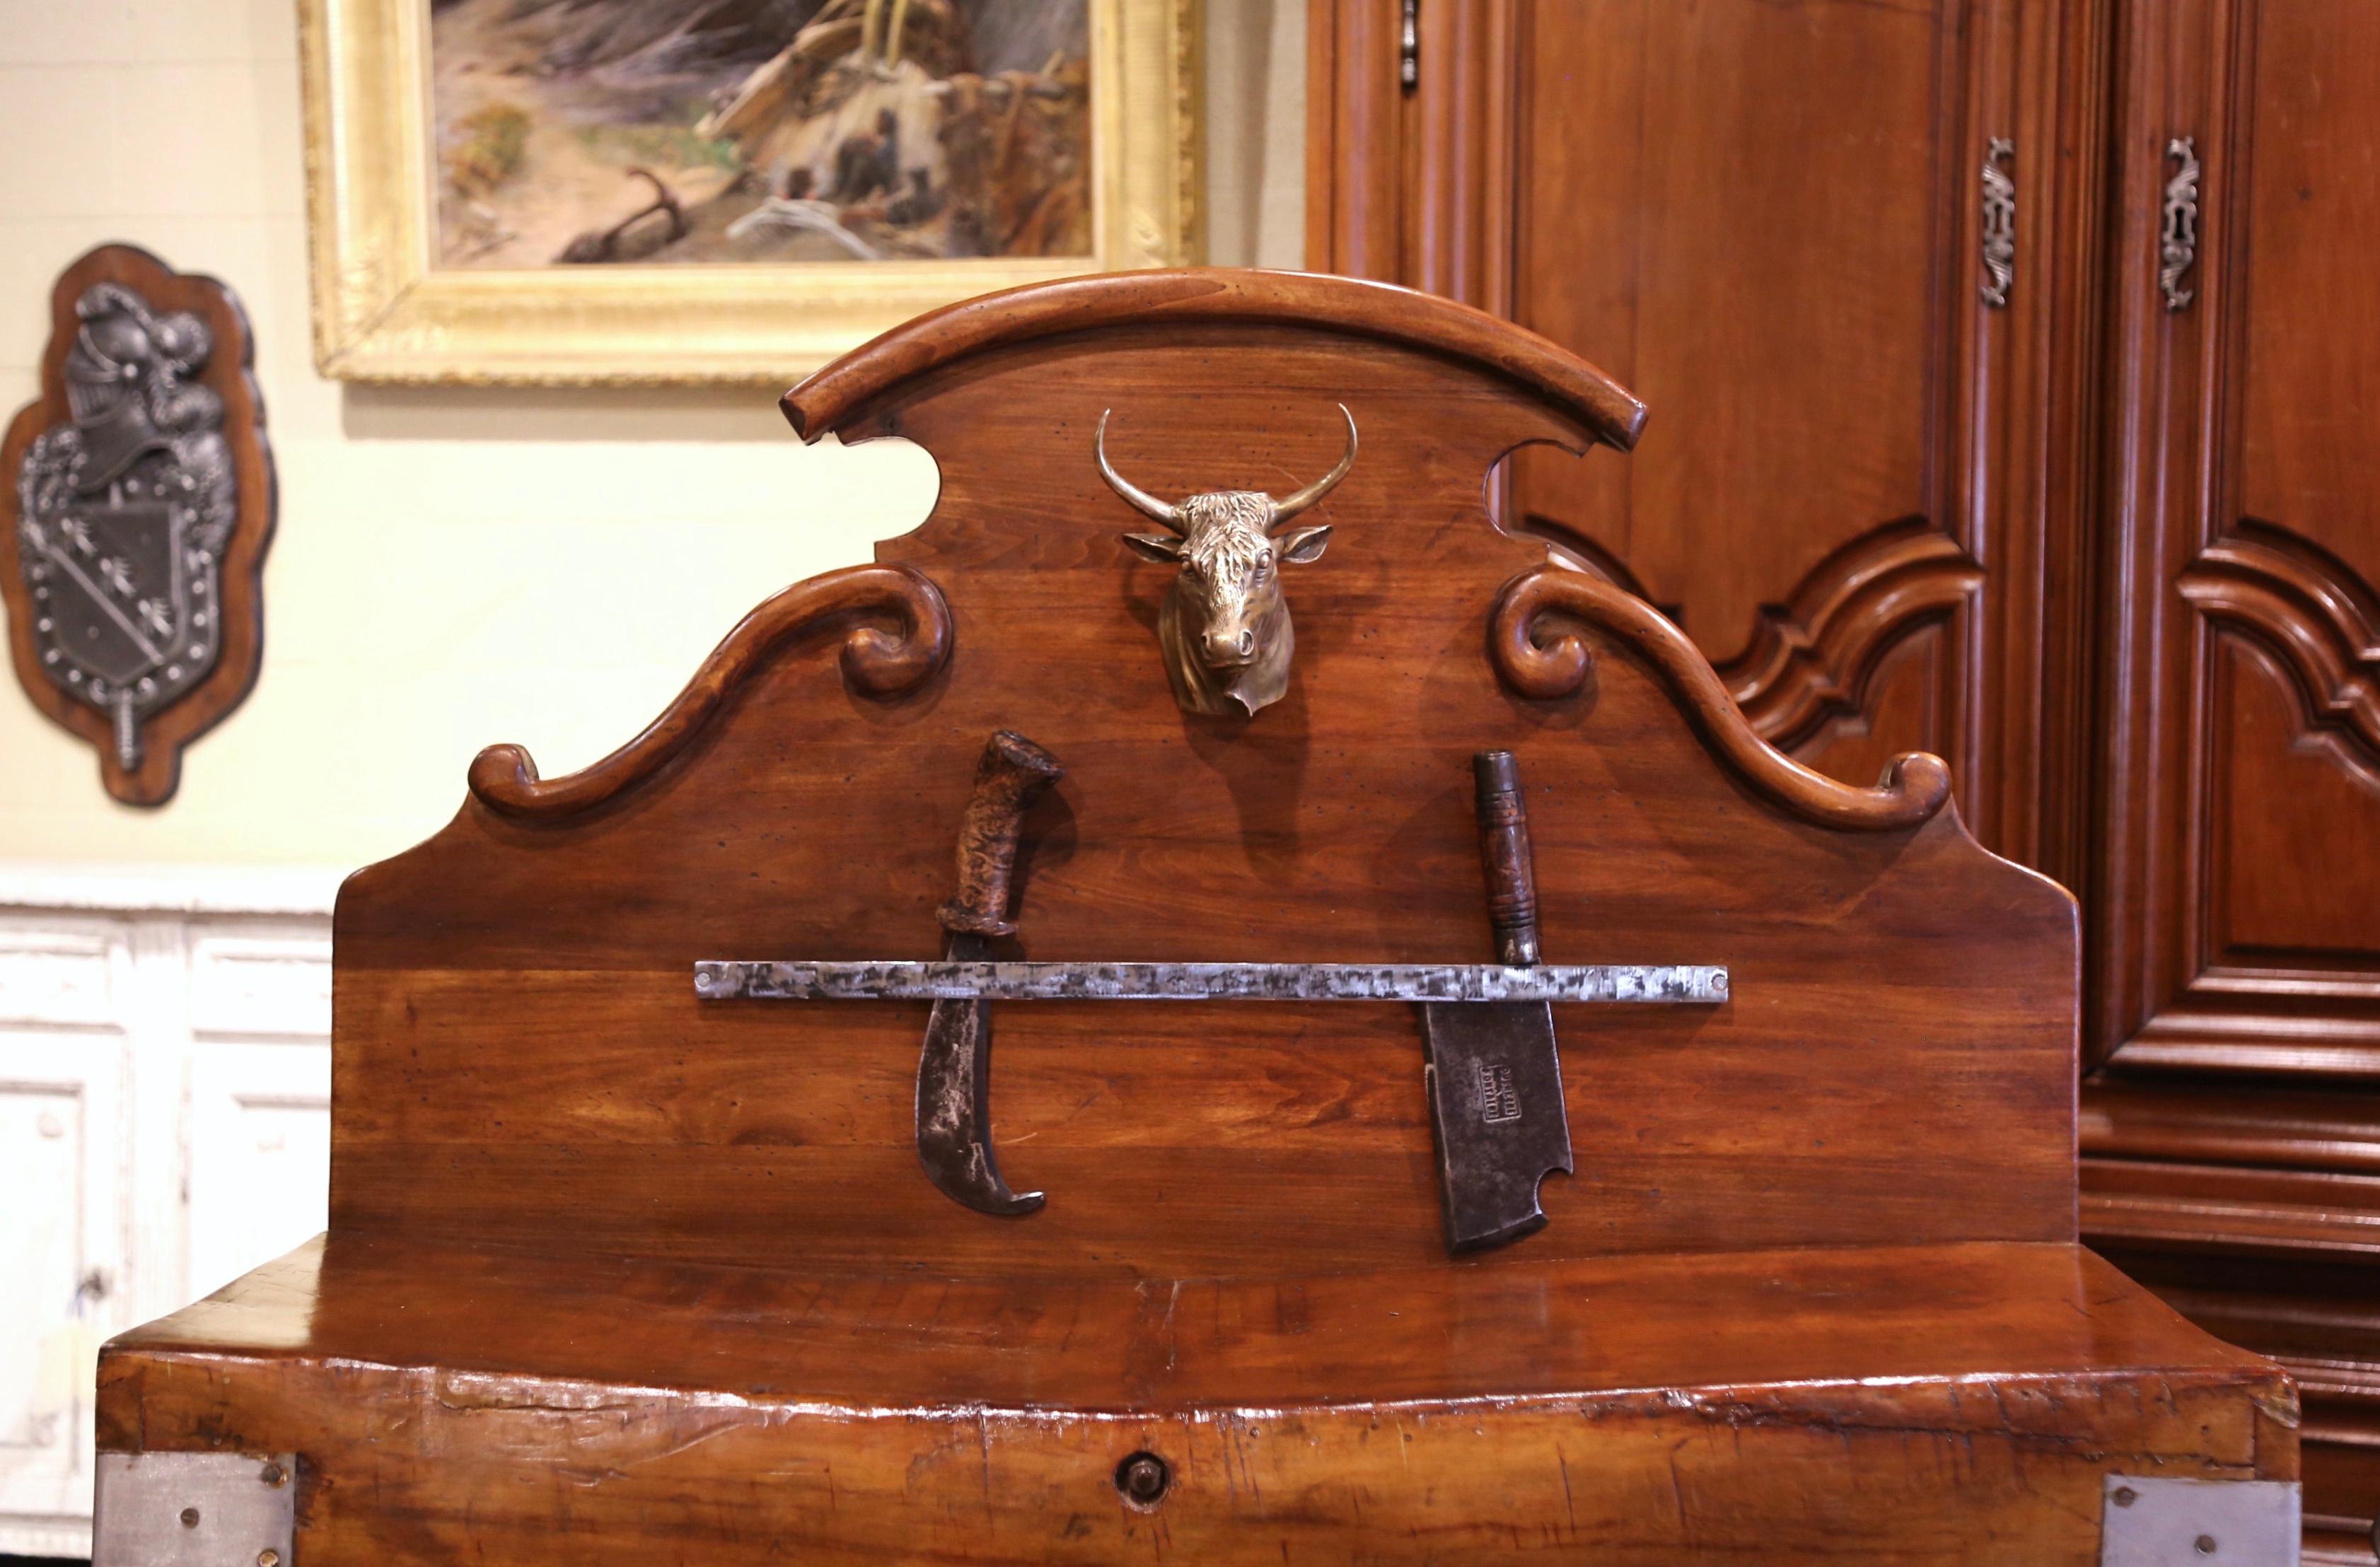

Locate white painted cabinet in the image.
[0,869,336,1559]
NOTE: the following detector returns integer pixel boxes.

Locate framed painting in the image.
[298,0,1200,383]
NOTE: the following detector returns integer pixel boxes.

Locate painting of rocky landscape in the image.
[430,0,1093,267]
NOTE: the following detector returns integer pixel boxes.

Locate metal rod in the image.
[697,960,1729,1004]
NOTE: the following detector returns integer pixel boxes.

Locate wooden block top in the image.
[327,267,2080,1279]
[100,1235,2298,1562]
[111,1237,2281,1423]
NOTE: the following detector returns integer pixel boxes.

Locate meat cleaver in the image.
[1421,750,1575,1253]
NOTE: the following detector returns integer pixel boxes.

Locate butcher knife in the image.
[915,729,1064,1216]
[1421,750,1574,1253]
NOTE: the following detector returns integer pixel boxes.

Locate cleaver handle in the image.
[1473,751,1541,967]
[939,730,1066,938]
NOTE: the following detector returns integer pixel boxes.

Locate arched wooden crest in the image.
[322,265,2077,1278]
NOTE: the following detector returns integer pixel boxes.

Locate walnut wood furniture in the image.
[96,270,2295,1562]
[1310,4,2380,1554]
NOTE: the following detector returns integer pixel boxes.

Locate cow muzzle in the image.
[1201,624,1258,668]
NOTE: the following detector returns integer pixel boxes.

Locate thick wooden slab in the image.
[98,1235,2294,1564]
[325,271,2079,1277]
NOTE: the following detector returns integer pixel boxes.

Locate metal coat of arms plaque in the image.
[2,245,273,804]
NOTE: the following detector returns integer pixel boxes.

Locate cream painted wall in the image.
[0,0,1302,871]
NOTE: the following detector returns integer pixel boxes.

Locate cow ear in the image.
[1122,532,1185,562]
[1275,525,1332,564]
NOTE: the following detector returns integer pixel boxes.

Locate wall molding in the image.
[0,863,342,918]
[2081,1160,2380,1262]
[2082,1079,2380,1173]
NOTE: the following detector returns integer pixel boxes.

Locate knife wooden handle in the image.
[1473,750,1542,966]
[939,730,1066,937]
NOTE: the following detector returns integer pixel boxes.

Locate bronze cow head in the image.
[1098,404,1357,716]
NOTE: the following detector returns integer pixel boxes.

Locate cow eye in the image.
[1257,551,1274,573]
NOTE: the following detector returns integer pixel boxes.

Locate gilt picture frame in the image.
[298,0,1201,385]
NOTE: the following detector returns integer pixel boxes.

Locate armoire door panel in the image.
[2237,0,2380,598]
[2206,636,2380,976]
[1506,0,1960,666]
[1308,0,2098,854]
[2095,0,2380,1076]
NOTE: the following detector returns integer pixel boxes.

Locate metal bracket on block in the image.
[94,1452,298,1566]
[2101,1474,2301,1565]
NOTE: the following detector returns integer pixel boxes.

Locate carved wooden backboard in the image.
[329,269,2079,1279]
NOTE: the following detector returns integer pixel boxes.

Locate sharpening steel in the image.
[695,960,1729,1003]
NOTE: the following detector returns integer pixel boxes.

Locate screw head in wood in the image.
[1115,1450,1170,1508]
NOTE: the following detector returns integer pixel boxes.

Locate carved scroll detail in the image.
[2179,521,2380,766]
[1490,566,1952,831]
[469,564,952,819]
[1519,515,1980,755]
[1715,519,1984,752]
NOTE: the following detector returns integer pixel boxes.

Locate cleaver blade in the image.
[1422,751,1574,1253]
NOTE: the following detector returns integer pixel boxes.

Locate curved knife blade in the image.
[917,730,1063,1216]
[917,931,1042,1215]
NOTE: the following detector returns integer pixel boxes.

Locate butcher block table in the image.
[93,269,2299,1563]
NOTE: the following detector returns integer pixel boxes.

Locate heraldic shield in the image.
[2,245,272,805]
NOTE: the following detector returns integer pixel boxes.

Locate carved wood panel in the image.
[2082,3,2380,1551]
[2092,0,2380,1078]
[1502,0,1967,767]
[1306,0,2110,872]
[1305,1,2379,1551]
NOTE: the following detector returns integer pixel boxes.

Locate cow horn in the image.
[1094,409,1183,534]
[1270,404,1359,523]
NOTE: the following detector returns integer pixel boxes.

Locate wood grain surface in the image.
[1303,0,2380,1552]
[94,267,2292,1561]
[100,1234,2294,1564]
[309,272,2082,1279]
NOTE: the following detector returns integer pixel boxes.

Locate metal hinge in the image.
[94,1452,298,1566]
[1400,0,1420,90]
[2100,1474,2300,1565]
